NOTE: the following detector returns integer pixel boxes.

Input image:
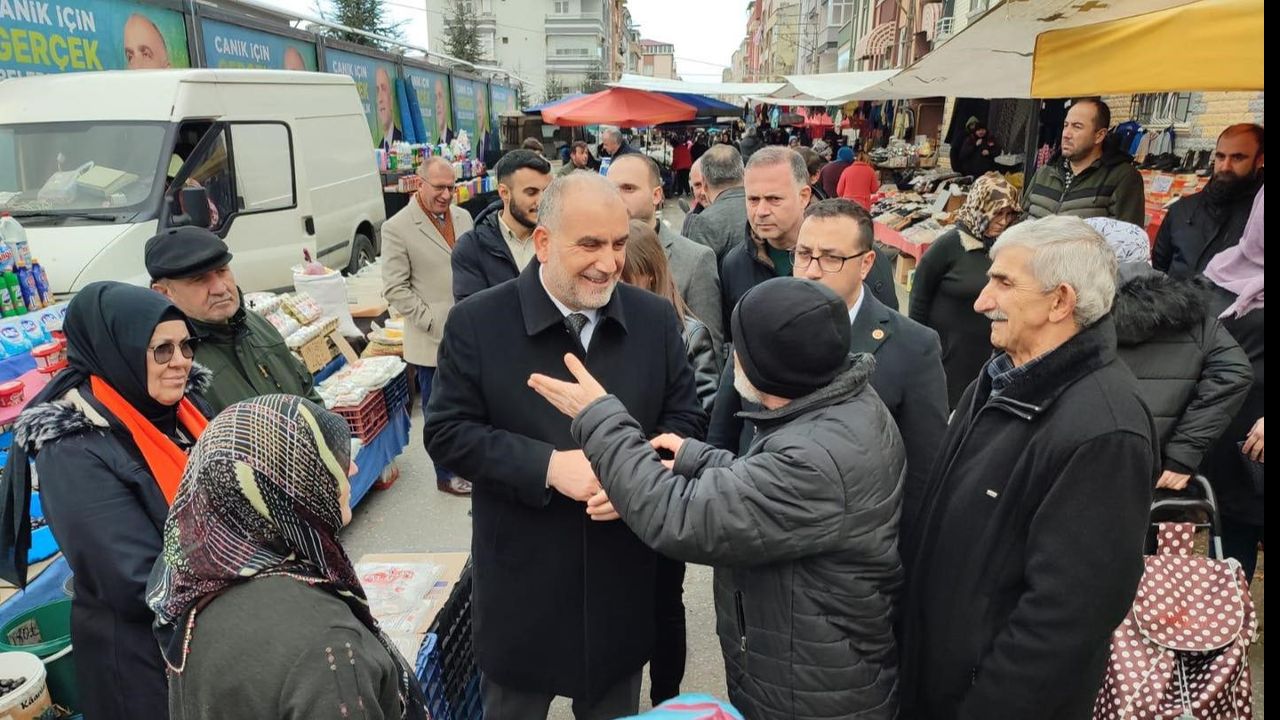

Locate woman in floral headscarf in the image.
[148,394,428,720]
[909,172,1022,408]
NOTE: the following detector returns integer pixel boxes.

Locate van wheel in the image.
[348,233,376,274]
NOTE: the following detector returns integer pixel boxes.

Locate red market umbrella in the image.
[542,87,697,128]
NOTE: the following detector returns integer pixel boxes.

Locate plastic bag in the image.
[37,162,93,205]
[293,272,360,338]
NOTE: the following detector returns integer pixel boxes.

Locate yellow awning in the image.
[1031,0,1264,96]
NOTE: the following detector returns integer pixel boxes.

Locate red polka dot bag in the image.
[1093,479,1258,720]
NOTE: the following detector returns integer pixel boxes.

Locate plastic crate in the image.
[383,370,410,414]
[427,561,480,719]
[416,633,451,720]
[332,391,389,442]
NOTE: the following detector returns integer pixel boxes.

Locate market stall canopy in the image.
[542,87,697,127]
[609,74,784,98]
[1030,0,1262,96]
[523,93,585,115]
[870,0,1262,99]
[755,70,902,105]
[660,93,742,118]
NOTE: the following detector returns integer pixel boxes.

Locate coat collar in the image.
[407,197,457,254]
[739,353,875,427]
[517,261,629,338]
[657,219,676,251]
[849,289,894,355]
[971,316,1119,420]
[711,186,745,207]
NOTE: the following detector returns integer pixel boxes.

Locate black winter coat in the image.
[451,201,528,303]
[423,264,706,702]
[1112,267,1253,473]
[572,357,904,720]
[719,225,899,342]
[711,291,948,538]
[13,368,213,720]
[1152,187,1258,279]
[900,318,1158,720]
[1201,285,1265,525]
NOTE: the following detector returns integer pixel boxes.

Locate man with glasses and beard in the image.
[1154,124,1264,278]
[453,150,553,303]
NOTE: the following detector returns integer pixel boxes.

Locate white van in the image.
[0,69,385,294]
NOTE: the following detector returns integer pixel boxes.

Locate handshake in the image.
[545,434,686,523]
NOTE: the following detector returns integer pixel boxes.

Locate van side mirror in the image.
[172,186,212,229]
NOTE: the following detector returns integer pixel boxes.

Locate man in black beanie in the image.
[528,277,907,720]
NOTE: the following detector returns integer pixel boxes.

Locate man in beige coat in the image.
[382,156,475,496]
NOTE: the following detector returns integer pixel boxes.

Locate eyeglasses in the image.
[426,182,456,194]
[790,248,871,273]
[150,338,197,365]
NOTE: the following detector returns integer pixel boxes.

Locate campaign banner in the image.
[326,48,399,148]
[451,76,489,145]
[0,0,190,78]
[404,66,451,146]
[200,19,316,71]
[489,83,517,129]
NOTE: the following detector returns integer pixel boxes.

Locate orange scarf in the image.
[417,192,457,247]
[90,376,208,505]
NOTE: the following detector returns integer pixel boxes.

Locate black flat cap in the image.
[145,226,234,280]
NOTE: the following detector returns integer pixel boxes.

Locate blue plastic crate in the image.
[383,371,410,413]
[28,491,58,563]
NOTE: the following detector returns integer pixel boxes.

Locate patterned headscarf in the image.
[1085,216,1152,265]
[147,395,427,719]
[953,172,1021,239]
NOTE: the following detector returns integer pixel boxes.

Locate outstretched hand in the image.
[529,354,608,419]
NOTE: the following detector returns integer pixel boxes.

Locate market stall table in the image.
[874,221,934,285]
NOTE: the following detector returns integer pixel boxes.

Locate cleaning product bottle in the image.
[0,281,14,317]
[31,259,51,307]
[15,262,39,311]
[0,214,29,268]
[3,269,26,315]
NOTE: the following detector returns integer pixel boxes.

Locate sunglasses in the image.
[150,338,198,365]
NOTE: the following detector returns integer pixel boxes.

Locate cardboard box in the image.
[357,552,470,660]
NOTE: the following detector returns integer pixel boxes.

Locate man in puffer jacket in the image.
[1089,217,1254,490]
[529,278,906,720]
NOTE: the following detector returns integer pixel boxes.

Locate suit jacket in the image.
[659,221,723,348]
[685,186,748,261]
[422,263,707,703]
[381,199,474,366]
[709,290,948,522]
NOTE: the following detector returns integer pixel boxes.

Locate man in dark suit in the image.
[709,199,948,524]
[423,171,707,720]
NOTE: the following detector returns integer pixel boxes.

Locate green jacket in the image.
[190,305,323,414]
[1022,148,1146,226]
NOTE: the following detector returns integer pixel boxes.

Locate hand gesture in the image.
[1242,417,1264,463]
[651,433,686,470]
[547,449,600,502]
[529,354,607,419]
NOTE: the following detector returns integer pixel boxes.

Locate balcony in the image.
[935,16,955,42]
[545,13,606,36]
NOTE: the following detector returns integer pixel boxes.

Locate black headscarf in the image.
[0,282,191,585]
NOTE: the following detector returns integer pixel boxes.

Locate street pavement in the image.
[343,198,1263,718]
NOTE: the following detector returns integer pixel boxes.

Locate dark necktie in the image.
[564,313,589,340]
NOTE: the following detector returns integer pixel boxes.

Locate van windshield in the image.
[0,122,169,222]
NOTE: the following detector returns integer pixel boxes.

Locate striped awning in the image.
[856,23,896,60]
[920,3,944,40]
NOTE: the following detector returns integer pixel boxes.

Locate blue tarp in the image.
[659,92,740,118]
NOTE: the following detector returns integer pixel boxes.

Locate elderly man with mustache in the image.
[147,226,323,413]
[898,215,1159,720]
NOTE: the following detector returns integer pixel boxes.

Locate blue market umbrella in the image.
[659,92,740,118]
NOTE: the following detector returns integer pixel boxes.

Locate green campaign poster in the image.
[404,66,451,146]
[0,0,190,77]
[327,48,398,148]
[200,19,316,71]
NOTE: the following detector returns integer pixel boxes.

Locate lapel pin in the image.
[872,329,886,341]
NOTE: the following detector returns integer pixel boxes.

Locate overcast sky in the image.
[259,0,751,77]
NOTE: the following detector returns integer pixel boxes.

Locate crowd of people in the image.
[0,96,1263,720]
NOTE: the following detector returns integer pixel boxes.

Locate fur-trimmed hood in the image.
[14,363,212,451]
[1113,266,1210,345]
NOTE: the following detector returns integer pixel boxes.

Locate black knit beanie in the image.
[730,278,851,399]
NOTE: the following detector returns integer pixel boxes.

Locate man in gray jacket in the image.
[684,145,748,261]
[529,277,906,720]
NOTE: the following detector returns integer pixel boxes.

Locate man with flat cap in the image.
[146,226,322,413]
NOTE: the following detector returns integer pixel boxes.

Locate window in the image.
[555,48,590,56]
[831,0,853,26]
[554,1,569,13]
[502,36,509,44]
[229,123,295,213]
[1130,93,1193,126]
